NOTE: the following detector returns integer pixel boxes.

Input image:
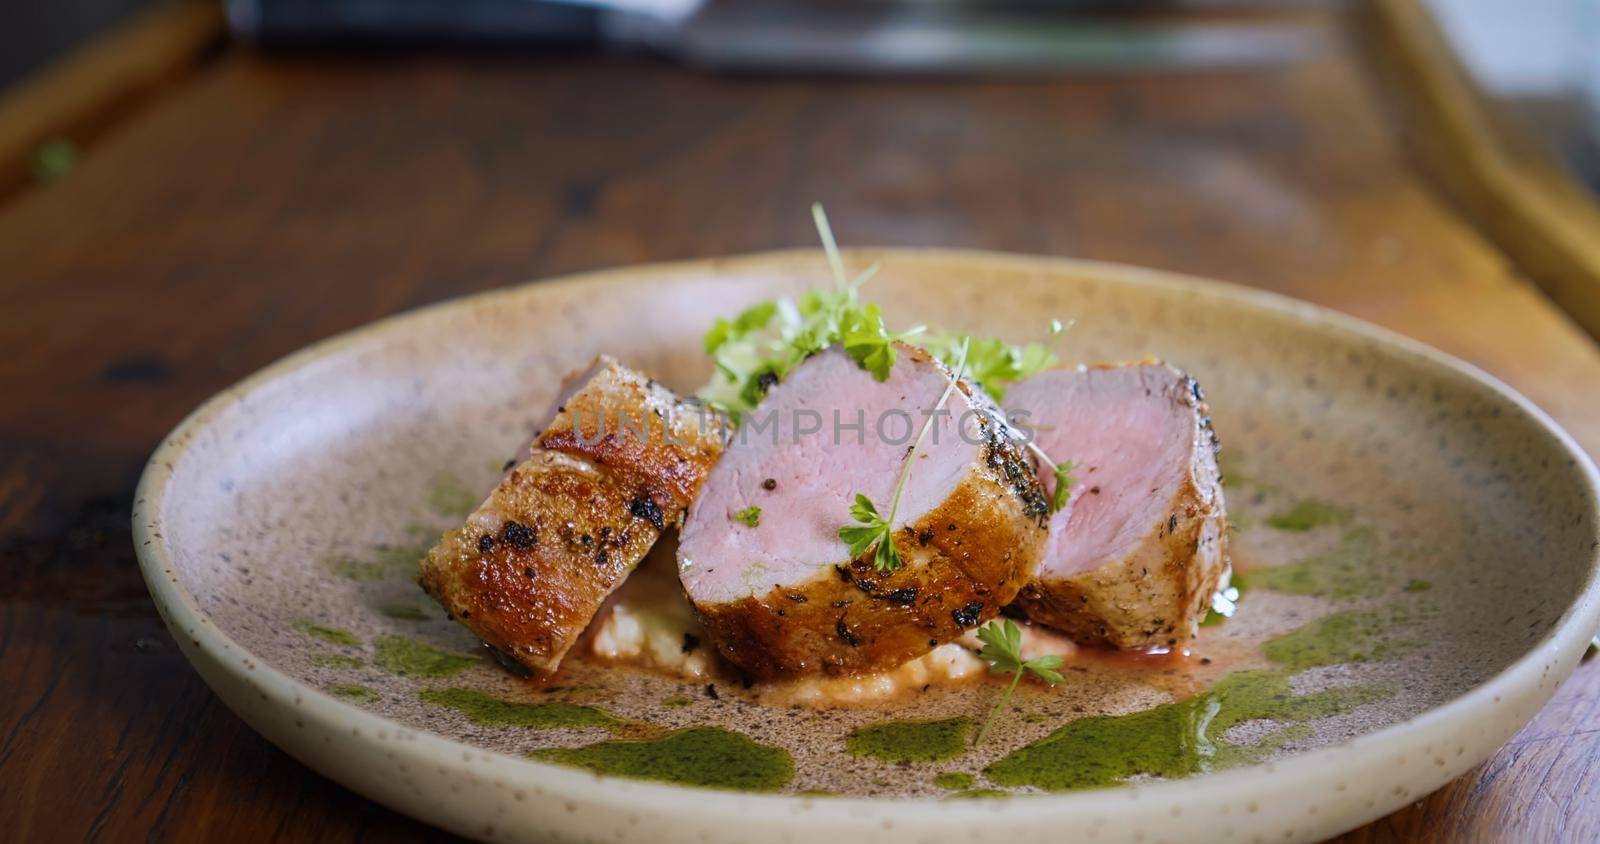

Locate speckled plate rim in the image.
[134,249,1600,842]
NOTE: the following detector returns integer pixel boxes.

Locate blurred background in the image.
[7,3,1600,840]
[6,0,1600,190]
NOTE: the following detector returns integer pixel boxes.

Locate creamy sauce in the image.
[584,547,1261,707]
[587,542,1002,703]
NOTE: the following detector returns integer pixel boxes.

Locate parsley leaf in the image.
[696,206,896,417]
[704,301,778,355]
[919,333,1058,402]
[1052,460,1077,513]
[839,493,900,571]
[974,618,1064,746]
[841,302,896,381]
[837,339,971,573]
[698,204,1073,424]
[733,506,762,527]
[848,492,883,526]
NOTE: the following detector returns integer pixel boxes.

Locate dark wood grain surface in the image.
[3,8,1600,842]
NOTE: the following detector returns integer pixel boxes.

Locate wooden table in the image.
[3,5,1598,842]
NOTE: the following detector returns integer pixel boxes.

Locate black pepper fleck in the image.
[836,618,861,647]
[951,601,984,627]
[501,521,537,549]
[754,370,779,395]
[477,534,496,553]
[761,478,777,491]
[886,587,919,606]
[630,496,665,531]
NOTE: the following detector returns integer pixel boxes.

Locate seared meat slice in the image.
[1005,361,1227,650]
[417,357,726,679]
[677,343,1050,680]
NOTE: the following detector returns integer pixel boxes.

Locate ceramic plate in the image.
[134,250,1600,843]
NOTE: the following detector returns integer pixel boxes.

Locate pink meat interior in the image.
[679,347,980,604]
[1004,365,1193,579]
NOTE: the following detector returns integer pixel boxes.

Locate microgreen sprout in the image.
[1029,451,1076,513]
[974,618,1064,746]
[839,338,971,572]
[697,204,900,417]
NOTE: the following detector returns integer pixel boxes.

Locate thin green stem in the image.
[812,202,848,289]
[885,338,971,535]
[848,262,880,293]
[1026,440,1059,477]
[975,669,1023,747]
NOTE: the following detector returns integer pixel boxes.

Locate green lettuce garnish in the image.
[916,332,1058,402]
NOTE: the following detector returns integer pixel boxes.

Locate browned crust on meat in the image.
[1014,503,1227,650]
[417,358,725,679]
[1013,364,1228,650]
[693,403,1049,680]
[538,367,727,507]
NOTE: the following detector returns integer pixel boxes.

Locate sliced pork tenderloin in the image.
[677,343,1051,680]
[417,357,726,679]
[1005,361,1227,650]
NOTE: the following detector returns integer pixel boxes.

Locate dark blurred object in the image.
[228,0,1323,73]
[227,0,601,47]
[0,0,154,86]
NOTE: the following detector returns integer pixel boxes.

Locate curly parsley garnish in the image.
[706,206,1078,555]
[917,332,1058,402]
[698,205,903,418]
[919,322,1077,513]
[974,618,1064,746]
[838,338,971,572]
[698,205,1073,422]
[839,493,899,571]
[732,506,761,527]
